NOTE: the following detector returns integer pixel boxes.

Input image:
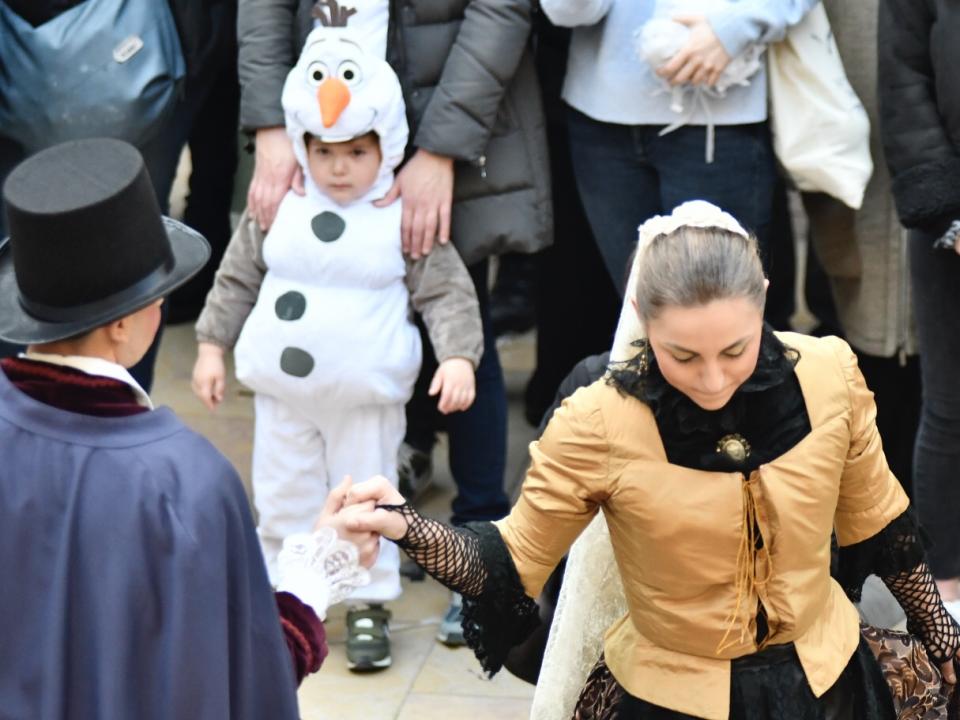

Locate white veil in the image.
[529,201,750,719]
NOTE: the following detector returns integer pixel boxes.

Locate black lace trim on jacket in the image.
[380,503,540,676]
[837,510,960,665]
[837,511,927,602]
[461,521,541,676]
[606,324,807,474]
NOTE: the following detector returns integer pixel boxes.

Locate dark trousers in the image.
[566,107,777,295]
[131,3,238,391]
[855,350,921,500]
[764,179,843,335]
[523,22,620,425]
[405,260,510,524]
[910,232,960,578]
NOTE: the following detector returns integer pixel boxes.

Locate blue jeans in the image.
[405,259,510,525]
[910,232,960,578]
[566,106,776,295]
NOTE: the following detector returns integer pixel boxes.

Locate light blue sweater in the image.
[542,0,820,127]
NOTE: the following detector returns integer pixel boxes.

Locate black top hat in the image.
[0,138,209,344]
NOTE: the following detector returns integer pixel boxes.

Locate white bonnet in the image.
[609,201,750,363]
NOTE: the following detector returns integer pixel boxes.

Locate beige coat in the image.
[497,333,908,719]
[805,0,915,358]
[195,210,483,367]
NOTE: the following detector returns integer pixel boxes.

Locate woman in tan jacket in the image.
[345,202,960,719]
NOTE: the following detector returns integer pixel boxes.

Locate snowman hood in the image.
[282,0,408,202]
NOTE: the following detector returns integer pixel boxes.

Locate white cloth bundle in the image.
[635,0,764,162]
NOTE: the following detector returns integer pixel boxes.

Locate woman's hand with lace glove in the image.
[345,476,491,600]
[342,475,410,540]
[883,561,960,683]
[657,15,732,87]
[929,614,960,684]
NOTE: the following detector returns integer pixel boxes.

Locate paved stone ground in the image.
[152,323,540,719]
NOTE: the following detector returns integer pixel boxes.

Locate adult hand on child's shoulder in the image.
[191,342,227,412]
[248,127,305,232]
[374,148,454,260]
[430,357,476,415]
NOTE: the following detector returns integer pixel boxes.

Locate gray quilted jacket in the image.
[237,0,552,266]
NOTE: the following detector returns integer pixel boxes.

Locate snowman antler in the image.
[312,0,357,27]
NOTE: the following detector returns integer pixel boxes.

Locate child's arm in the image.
[429,357,476,415]
[192,343,228,411]
[192,209,268,410]
[406,243,483,414]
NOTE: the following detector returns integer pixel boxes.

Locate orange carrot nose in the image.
[318,78,351,128]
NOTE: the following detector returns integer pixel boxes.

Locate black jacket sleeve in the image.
[878,0,960,234]
[537,352,610,434]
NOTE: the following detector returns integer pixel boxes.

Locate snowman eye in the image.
[338,60,362,86]
[306,61,330,87]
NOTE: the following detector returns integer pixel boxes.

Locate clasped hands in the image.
[314,475,414,570]
[656,15,732,88]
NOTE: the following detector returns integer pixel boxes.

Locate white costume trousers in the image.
[253,393,403,603]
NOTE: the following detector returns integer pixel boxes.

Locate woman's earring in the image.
[637,338,650,374]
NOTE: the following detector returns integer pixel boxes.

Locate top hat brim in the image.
[0,218,210,345]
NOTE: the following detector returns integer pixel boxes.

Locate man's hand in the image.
[430,357,476,414]
[954,233,960,256]
[248,127,305,231]
[374,148,454,259]
[315,476,381,568]
[191,342,227,411]
[657,15,732,87]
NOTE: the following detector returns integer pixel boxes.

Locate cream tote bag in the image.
[767,4,873,210]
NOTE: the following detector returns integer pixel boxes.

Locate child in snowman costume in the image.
[192,7,483,671]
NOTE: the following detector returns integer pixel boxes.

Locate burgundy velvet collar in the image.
[1,357,148,417]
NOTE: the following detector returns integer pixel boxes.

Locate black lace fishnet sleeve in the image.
[837,511,959,664]
[884,561,960,664]
[842,512,960,665]
[379,503,541,675]
[836,511,926,601]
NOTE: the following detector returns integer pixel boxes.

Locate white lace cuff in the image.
[276,527,371,621]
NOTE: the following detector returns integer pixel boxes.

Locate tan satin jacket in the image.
[496,333,909,720]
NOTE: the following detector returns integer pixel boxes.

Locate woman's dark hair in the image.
[634,225,766,322]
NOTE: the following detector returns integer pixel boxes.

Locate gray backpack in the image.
[0,0,185,153]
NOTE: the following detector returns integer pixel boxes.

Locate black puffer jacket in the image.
[879,0,960,234]
[237,0,552,265]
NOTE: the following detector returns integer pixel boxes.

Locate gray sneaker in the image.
[346,604,392,671]
[437,593,466,646]
[398,443,433,500]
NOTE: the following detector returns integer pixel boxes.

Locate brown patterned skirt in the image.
[573,626,956,720]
